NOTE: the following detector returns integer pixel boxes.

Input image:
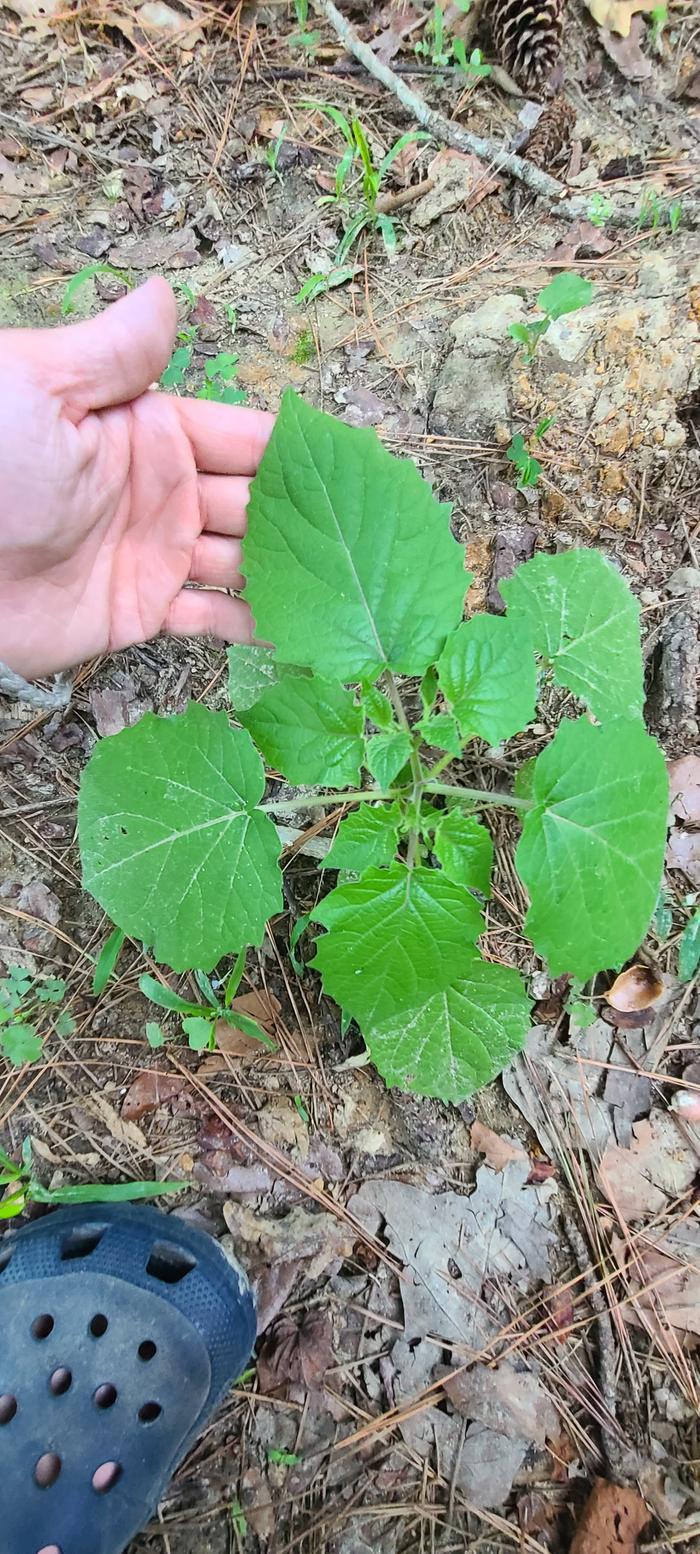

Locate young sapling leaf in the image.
[430,810,494,895]
[365,730,413,787]
[243,391,467,682]
[437,614,537,745]
[500,549,644,722]
[516,717,668,979]
[240,673,364,787]
[321,803,402,872]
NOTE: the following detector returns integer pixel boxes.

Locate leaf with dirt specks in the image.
[598,1109,698,1219]
[501,549,644,722]
[516,718,668,979]
[570,1479,650,1554]
[365,953,530,1102]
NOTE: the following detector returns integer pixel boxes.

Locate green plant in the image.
[61,263,131,317]
[506,416,553,490]
[0,1139,183,1219]
[649,3,667,50]
[415,4,451,65]
[668,200,682,235]
[588,192,613,228]
[139,960,276,1053]
[509,272,595,363]
[295,264,355,305]
[289,0,322,54]
[265,123,288,178]
[293,327,315,364]
[0,967,75,1066]
[452,41,491,77]
[307,102,429,258]
[678,907,700,982]
[76,390,669,1105]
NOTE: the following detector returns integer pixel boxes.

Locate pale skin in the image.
[0,277,274,681]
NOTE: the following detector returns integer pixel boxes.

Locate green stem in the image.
[382,670,423,869]
[424,782,533,812]
[260,789,394,814]
[423,750,454,783]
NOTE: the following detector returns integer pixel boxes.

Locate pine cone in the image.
[489,0,563,95]
[526,93,575,168]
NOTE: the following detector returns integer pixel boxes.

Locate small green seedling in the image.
[306,102,430,259]
[267,1448,301,1466]
[415,4,451,66]
[265,123,288,179]
[0,967,74,1067]
[452,42,491,78]
[61,263,131,317]
[295,265,355,305]
[92,925,126,996]
[0,1139,183,1220]
[139,957,276,1054]
[588,192,613,228]
[509,272,595,363]
[668,200,682,235]
[78,389,669,1105]
[292,327,315,364]
[678,907,700,982]
[289,0,322,54]
[197,352,247,405]
[649,3,667,51]
[506,415,553,491]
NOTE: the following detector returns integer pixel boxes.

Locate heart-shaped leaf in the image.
[366,952,530,1101]
[437,614,537,745]
[244,390,467,681]
[79,703,282,971]
[516,717,667,978]
[241,671,363,787]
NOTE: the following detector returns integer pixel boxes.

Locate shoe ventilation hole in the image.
[138,1401,162,1423]
[49,1369,72,1397]
[92,1462,122,1494]
[138,1340,157,1362]
[0,1244,12,1274]
[32,1314,54,1341]
[146,1242,197,1285]
[34,1453,62,1488]
[89,1313,108,1338]
[94,1384,117,1410]
[0,1394,17,1424]
[60,1225,106,1261]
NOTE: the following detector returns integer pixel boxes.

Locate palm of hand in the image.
[0,279,272,680]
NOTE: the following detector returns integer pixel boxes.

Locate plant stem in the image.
[261,789,394,814]
[382,670,423,869]
[424,782,533,812]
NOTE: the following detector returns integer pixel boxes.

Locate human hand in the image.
[0,278,273,680]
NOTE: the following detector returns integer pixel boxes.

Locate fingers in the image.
[188,535,244,589]
[175,398,274,474]
[198,474,251,537]
[164,588,252,645]
[40,278,178,416]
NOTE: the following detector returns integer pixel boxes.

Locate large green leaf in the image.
[311,864,483,1027]
[431,811,494,895]
[500,549,643,722]
[321,803,401,872]
[516,717,668,979]
[227,645,282,712]
[244,390,467,681]
[437,614,536,745]
[79,703,282,972]
[241,672,363,787]
[366,953,530,1101]
[365,729,413,787]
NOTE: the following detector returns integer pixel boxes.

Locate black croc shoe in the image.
[0,1203,255,1554]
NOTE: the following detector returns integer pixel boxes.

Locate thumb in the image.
[40,277,178,415]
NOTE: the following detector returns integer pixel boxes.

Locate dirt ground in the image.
[1,2,699,1551]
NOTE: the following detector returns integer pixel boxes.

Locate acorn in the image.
[488,0,564,95]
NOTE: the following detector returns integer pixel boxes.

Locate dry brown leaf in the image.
[202,988,280,1072]
[88,1093,148,1151]
[598,1109,698,1220]
[122,1071,190,1122]
[471,1120,528,1171]
[584,0,656,37]
[544,220,614,263]
[135,0,203,46]
[668,754,700,823]
[257,1309,333,1393]
[607,964,663,1011]
[444,1360,557,1444]
[666,826,700,887]
[599,15,653,78]
[570,1479,650,1554]
[110,226,201,271]
[611,1218,700,1338]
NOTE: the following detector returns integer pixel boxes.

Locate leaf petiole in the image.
[423,782,533,811]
